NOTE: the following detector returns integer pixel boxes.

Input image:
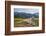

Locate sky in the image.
[14,8,39,14]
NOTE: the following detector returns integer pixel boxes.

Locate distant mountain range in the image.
[14,12,39,18]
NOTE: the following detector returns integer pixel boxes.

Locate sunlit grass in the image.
[14,17,39,27]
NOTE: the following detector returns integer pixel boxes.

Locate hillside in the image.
[14,12,39,18]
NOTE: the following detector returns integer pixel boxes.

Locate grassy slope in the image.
[14,17,39,27]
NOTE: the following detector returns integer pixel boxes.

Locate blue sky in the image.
[14,8,39,14]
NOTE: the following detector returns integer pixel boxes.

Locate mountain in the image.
[14,12,39,18]
[32,13,39,18]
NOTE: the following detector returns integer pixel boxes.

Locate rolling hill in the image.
[14,12,39,18]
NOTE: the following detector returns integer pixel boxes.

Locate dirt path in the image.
[22,18,32,24]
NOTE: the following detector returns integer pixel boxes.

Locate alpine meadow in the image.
[14,8,39,27]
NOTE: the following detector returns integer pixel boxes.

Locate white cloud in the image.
[14,8,39,14]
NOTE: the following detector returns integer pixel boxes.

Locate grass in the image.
[14,17,39,27]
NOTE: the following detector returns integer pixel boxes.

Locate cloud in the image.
[14,8,39,14]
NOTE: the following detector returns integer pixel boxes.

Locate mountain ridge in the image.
[14,12,39,18]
